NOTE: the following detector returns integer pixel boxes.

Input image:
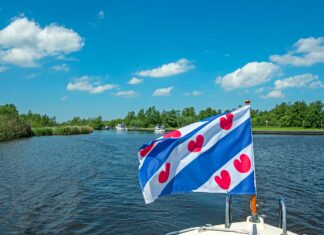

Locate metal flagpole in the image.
[245,99,260,223]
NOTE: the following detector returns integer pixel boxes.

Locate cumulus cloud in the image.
[216,62,280,90]
[153,87,174,96]
[128,77,143,85]
[98,10,105,19]
[0,17,84,67]
[255,87,267,94]
[185,90,202,96]
[116,90,138,97]
[274,73,323,90]
[51,63,69,72]
[261,89,284,99]
[270,37,324,66]
[137,58,194,78]
[262,73,323,99]
[67,76,118,94]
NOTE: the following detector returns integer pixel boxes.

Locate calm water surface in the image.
[0,131,323,234]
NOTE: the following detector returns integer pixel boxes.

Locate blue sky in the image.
[0,0,323,121]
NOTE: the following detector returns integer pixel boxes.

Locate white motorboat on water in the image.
[154,124,166,134]
[115,123,128,131]
[167,196,297,235]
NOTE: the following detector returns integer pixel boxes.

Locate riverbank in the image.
[252,127,324,135]
[0,126,93,142]
[127,127,324,135]
[32,126,93,136]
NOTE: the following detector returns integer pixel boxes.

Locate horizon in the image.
[0,0,323,122]
[4,99,322,123]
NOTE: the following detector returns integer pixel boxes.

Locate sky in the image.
[0,0,323,121]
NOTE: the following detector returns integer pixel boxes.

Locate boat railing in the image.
[279,197,287,235]
[225,194,232,228]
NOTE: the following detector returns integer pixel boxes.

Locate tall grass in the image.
[32,126,93,136]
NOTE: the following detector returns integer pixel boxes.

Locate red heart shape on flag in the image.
[188,135,204,152]
[214,170,231,190]
[139,143,154,157]
[163,130,181,138]
[158,162,171,183]
[220,113,234,130]
[234,154,251,173]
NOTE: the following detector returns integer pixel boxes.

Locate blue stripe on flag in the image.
[229,171,256,194]
[160,118,252,196]
[139,119,213,189]
[138,112,226,190]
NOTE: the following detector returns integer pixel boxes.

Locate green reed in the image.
[32,126,93,136]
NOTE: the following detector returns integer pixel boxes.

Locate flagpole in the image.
[245,99,259,223]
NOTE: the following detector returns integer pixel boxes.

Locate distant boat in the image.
[103,126,112,130]
[116,123,128,131]
[154,124,165,134]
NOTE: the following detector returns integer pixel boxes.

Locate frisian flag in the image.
[138,105,256,204]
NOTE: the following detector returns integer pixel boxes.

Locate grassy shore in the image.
[252,127,323,131]
[32,126,93,136]
[129,126,323,131]
[127,126,324,135]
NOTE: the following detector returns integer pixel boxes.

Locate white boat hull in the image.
[167,217,297,235]
[154,129,166,134]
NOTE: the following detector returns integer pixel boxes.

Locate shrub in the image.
[0,104,32,141]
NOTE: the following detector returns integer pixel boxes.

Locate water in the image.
[0,131,323,234]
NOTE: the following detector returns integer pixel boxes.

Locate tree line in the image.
[1,100,323,141]
[109,100,323,129]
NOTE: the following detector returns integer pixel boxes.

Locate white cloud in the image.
[61,96,68,101]
[216,61,280,90]
[137,58,194,78]
[115,90,138,97]
[274,73,323,90]
[51,64,69,72]
[261,89,284,99]
[0,17,84,67]
[309,80,324,89]
[270,37,324,66]
[98,10,105,19]
[67,76,118,94]
[255,87,267,94]
[192,91,202,96]
[262,73,323,99]
[185,90,202,96]
[128,77,143,85]
[153,86,174,96]
[26,73,40,79]
[0,66,7,72]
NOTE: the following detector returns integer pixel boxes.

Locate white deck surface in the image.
[167,217,297,235]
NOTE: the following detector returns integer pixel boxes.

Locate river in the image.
[0,131,323,234]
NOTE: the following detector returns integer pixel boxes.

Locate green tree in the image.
[124,111,136,126]
[137,109,146,127]
[198,107,220,120]
[145,106,161,127]
[88,116,104,130]
[0,104,32,141]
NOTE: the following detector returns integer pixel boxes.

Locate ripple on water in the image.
[0,132,323,234]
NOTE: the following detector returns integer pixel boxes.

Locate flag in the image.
[138,105,256,204]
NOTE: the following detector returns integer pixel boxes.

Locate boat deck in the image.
[167,217,297,235]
